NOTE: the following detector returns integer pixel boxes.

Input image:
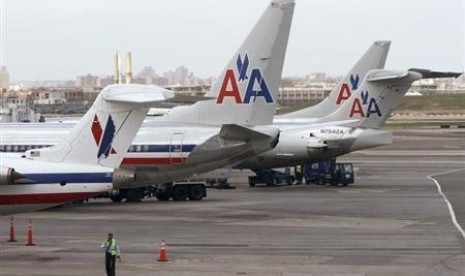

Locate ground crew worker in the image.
[295,165,303,185]
[100,233,121,276]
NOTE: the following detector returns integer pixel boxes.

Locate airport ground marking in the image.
[428,169,465,242]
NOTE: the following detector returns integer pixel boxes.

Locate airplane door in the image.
[169,132,184,164]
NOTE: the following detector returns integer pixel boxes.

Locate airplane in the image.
[235,68,462,170]
[0,0,295,200]
[276,40,391,121]
[0,84,184,215]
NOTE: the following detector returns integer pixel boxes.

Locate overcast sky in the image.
[1,0,463,81]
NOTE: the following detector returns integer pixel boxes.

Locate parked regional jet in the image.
[277,40,391,121]
[0,85,180,215]
[235,68,462,169]
[0,0,295,195]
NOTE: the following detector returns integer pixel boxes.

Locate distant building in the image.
[175,66,189,85]
[76,74,98,87]
[97,75,114,87]
[307,73,326,82]
[0,93,40,122]
[278,86,331,106]
[0,66,10,92]
[137,66,156,79]
[31,87,86,105]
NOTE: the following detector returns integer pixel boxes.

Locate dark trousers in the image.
[105,252,116,276]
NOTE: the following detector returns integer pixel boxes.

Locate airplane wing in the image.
[279,119,361,132]
[219,124,276,140]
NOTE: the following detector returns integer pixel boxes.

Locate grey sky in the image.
[1,0,463,81]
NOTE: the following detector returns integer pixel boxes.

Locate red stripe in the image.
[121,157,186,165]
[91,114,103,145]
[0,192,101,205]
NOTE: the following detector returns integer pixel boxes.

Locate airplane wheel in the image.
[172,186,188,201]
[125,188,143,202]
[156,193,170,201]
[188,185,204,201]
[110,194,123,203]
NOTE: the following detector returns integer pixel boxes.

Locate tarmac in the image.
[0,129,464,276]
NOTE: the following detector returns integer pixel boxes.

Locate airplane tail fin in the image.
[161,0,295,125]
[26,84,175,168]
[318,69,462,128]
[283,41,391,118]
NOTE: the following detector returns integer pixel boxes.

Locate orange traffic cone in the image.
[25,219,35,246]
[157,240,167,262]
[7,216,17,242]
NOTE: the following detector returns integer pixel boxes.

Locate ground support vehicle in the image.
[248,168,294,187]
[304,160,354,186]
[105,182,207,202]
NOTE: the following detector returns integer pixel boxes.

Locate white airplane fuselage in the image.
[0,121,280,183]
[0,117,392,174]
[236,122,392,169]
[0,154,114,215]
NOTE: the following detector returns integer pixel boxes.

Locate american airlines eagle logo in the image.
[216,53,274,104]
[349,90,382,118]
[91,114,117,158]
[336,74,360,105]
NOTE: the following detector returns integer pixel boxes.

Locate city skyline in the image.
[0,0,463,81]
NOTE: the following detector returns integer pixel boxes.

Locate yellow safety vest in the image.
[104,238,118,256]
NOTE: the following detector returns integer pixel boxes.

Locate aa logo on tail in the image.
[216,53,274,104]
[91,114,117,158]
[349,91,382,118]
[336,74,360,105]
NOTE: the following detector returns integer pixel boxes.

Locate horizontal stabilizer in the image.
[219,124,272,141]
[103,84,175,104]
[169,94,214,103]
[366,70,412,82]
[408,68,462,79]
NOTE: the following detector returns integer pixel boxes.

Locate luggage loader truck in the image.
[304,159,354,186]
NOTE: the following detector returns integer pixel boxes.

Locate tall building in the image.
[175,66,189,85]
[0,66,10,91]
[137,66,156,79]
[76,74,98,87]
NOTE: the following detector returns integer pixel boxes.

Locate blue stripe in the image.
[1,144,197,153]
[146,145,196,153]
[22,173,113,184]
[98,115,116,158]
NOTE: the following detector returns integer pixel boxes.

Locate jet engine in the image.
[0,166,24,185]
[112,168,137,190]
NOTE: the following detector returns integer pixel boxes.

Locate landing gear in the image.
[155,192,170,201]
[124,188,143,202]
